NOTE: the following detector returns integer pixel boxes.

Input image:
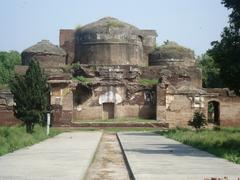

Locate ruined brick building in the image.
[1,17,240,127]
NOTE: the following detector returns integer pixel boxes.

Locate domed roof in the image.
[76,17,140,35]
[22,40,66,56]
[150,41,195,60]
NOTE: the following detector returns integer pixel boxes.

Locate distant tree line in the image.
[0,51,21,86]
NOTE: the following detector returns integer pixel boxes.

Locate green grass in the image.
[58,127,162,133]
[0,83,9,90]
[139,78,158,86]
[156,127,240,164]
[75,117,157,123]
[0,125,62,156]
[73,76,92,87]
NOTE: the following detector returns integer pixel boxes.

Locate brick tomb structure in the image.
[2,17,239,127]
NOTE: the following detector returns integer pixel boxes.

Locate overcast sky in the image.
[0,0,229,56]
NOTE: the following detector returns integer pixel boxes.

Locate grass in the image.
[106,20,124,28]
[156,127,240,164]
[0,125,62,156]
[75,117,157,123]
[0,83,9,90]
[73,76,92,87]
[58,127,162,133]
[139,78,158,86]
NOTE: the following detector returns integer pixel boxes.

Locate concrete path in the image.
[118,132,240,180]
[0,131,102,180]
[85,133,130,180]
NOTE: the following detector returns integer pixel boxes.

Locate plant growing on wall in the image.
[10,61,49,133]
[188,111,207,131]
[73,76,92,87]
[139,78,158,87]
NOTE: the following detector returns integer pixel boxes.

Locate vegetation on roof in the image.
[23,40,66,56]
[73,76,92,87]
[139,78,159,86]
[153,41,195,59]
[105,20,125,28]
[61,63,81,73]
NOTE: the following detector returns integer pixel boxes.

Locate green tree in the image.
[198,54,223,88]
[0,51,21,85]
[208,0,240,95]
[10,61,49,133]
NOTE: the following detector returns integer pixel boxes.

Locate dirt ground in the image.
[84,133,130,180]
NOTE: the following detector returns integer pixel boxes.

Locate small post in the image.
[47,112,51,135]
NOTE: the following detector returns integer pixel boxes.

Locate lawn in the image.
[57,127,162,132]
[74,117,157,123]
[157,127,240,164]
[0,125,62,156]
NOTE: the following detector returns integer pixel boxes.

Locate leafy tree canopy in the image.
[0,51,21,85]
[208,0,240,95]
[198,54,223,88]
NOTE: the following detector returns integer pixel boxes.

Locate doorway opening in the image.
[208,101,220,125]
[103,103,114,120]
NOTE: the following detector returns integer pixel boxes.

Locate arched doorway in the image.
[208,101,220,125]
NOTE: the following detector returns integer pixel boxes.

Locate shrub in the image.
[189,111,207,130]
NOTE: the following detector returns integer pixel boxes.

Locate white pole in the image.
[47,113,50,135]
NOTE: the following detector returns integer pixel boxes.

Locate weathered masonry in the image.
[1,17,240,127]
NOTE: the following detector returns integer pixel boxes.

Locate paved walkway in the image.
[85,133,130,180]
[118,132,240,180]
[0,131,102,180]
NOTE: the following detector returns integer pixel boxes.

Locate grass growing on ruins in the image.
[0,83,9,90]
[157,127,240,164]
[139,78,158,86]
[0,125,62,156]
[73,76,92,86]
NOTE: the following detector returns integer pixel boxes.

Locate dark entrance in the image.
[103,103,114,119]
[208,101,220,125]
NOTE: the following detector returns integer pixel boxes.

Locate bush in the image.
[189,111,207,130]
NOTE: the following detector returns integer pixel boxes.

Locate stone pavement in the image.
[117,132,240,180]
[0,131,102,180]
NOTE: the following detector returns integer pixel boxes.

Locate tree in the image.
[0,51,21,85]
[198,54,223,88]
[10,61,49,133]
[208,0,240,95]
[188,111,207,131]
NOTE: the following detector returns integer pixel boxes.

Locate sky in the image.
[0,0,230,56]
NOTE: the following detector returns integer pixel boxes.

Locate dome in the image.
[149,41,195,66]
[76,17,140,42]
[22,40,67,68]
[150,41,194,60]
[75,17,145,66]
[22,40,66,56]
